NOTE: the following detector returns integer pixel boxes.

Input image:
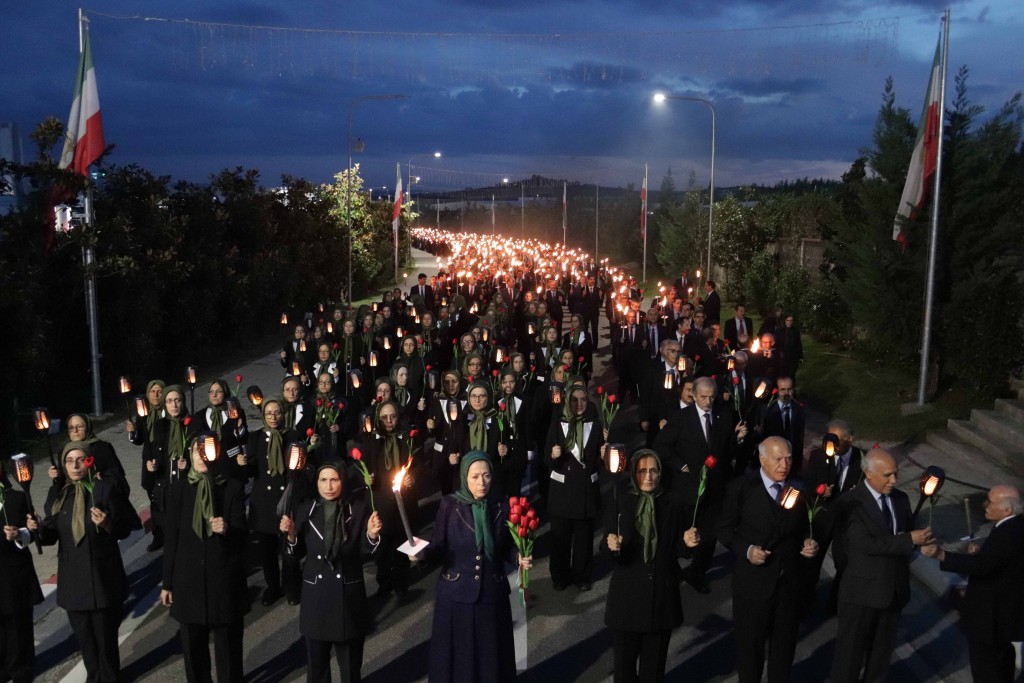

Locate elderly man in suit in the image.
[653,376,747,593]
[719,436,818,683]
[920,485,1024,683]
[831,449,933,683]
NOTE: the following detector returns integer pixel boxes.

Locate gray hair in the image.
[826,419,853,438]
[758,436,792,458]
[733,351,748,363]
[693,376,716,395]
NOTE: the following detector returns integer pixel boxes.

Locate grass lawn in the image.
[796,334,982,442]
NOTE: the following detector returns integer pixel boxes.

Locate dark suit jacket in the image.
[836,484,915,610]
[762,401,806,468]
[410,283,435,310]
[652,403,739,502]
[544,412,603,520]
[702,290,721,324]
[941,515,1024,643]
[724,316,755,348]
[718,471,815,603]
[429,496,512,604]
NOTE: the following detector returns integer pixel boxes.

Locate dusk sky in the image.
[3,1,1021,194]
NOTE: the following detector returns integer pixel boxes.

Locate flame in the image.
[755,381,767,399]
[280,313,289,325]
[750,339,761,354]
[119,376,132,394]
[392,464,408,492]
[780,485,801,510]
[825,441,835,457]
[923,476,940,496]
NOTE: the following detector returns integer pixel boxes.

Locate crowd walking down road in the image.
[8,235,1022,683]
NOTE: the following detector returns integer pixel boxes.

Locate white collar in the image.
[996,514,1018,528]
[759,468,784,494]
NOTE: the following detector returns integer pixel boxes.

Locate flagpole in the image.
[642,163,648,282]
[562,181,567,246]
[916,9,950,406]
[77,8,104,417]
[491,194,495,235]
[594,184,599,259]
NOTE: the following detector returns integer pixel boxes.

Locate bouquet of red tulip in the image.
[507,496,538,605]
[350,447,375,511]
[597,387,620,429]
[807,483,827,539]
[691,455,717,527]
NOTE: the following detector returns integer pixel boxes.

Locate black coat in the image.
[941,514,1024,643]
[718,471,816,604]
[192,407,249,482]
[0,486,44,615]
[652,404,740,502]
[702,289,721,324]
[603,487,689,632]
[761,401,806,469]
[544,412,603,520]
[246,428,307,535]
[428,495,512,604]
[361,429,421,536]
[162,477,249,625]
[40,478,133,611]
[141,417,192,521]
[285,497,378,642]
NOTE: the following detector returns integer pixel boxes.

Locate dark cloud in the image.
[716,77,826,98]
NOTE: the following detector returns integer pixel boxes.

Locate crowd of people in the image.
[2,228,1022,683]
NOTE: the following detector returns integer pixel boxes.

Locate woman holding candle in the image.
[310,343,341,388]
[446,380,504,495]
[422,451,531,683]
[390,363,428,429]
[142,384,191,552]
[194,379,249,483]
[37,443,135,683]
[495,370,529,499]
[396,336,426,400]
[160,437,249,683]
[604,449,700,683]
[0,460,43,683]
[361,401,420,597]
[280,462,383,683]
[126,378,165,446]
[545,385,604,591]
[245,399,304,606]
[427,370,466,495]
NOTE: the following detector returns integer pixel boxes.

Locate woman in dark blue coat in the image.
[423,451,532,683]
[160,437,249,683]
[280,462,383,683]
[604,449,699,683]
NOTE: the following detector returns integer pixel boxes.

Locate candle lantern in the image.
[470,302,479,314]
[494,348,504,364]
[482,328,489,342]
[822,433,839,458]
[225,397,241,420]
[676,357,687,374]
[246,385,264,408]
[363,413,374,433]
[350,371,362,389]
[372,302,378,312]
[550,386,563,405]
[780,484,801,510]
[33,408,50,433]
[396,327,405,338]
[383,337,391,351]
[727,357,735,371]
[119,376,132,394]
[326,322,334,334]
[134,395,149,418]
[287,442,308,472]
[441,297,448,307]
[912,465,946,524]
[604,444,627,476]
[528,322,536,335]
[369,352,378,367]
[299,339,307,353]
[750,339,761,354]
[199,430,221,463]
[275,442,310,518]
[291,362,301,376]
[11,453,32,485]
[663,372,674,391]
[280,313,289,325]
[414,312,421,324]
[186,366,198,386]
[754,381,768,400]
[448,400,460,422]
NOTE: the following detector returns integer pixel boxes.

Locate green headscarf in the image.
[186,437,226,539]
[163,385,188,462]
[207,379,230,432]
[561,386,589,456]
[460,352,485,382]
[451,450,495,560]
[441,369,463,399]
[281,378,303,430]
[466,380,495,452]
[376,400,403,470]
[51,442,94,545]
[261,399,286,477]
[390,362,410,406]
[144,379,166,442]
[628,449,664,565]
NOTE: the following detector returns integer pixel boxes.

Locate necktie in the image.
[783,406,791,434]
[738,319,744,336]
[837,456,848,490]
[880,494,894,533]
[703,411,712,443]
[771,482,783,503]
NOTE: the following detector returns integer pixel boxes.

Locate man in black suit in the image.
[653,376,748,593]
[575,275,604,351]
[746,332,782,382]
[920,485,1024,683]
[542,279,565,332]
[409,273,434,312]
[702,281,721,324]
[724,303,755,350]
[831,449,933,683]
[639,339,683,447]
[718,436,819,683]
[674,269,693,299]
[760,376,805,472]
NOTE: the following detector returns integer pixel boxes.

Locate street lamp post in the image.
[408,151,442,222]
[346,94,409,310]
[653,93,716,279]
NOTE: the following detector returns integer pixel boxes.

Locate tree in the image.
[656,170,705,278]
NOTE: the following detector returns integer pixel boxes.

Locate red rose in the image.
[732,376,740,386]
[596,386,604,395]
[530,365,537,372]
[451,338,457,345]
[711,374,717,380]
[326,402,334,409]
[511,505,521,515]
[235,374,243,383]
[83,456,95,469]
[306,428,315,437]
[816,484,827,496]
[695,355,701,361]
[183,416,192,426]
[351,448,362,461]
[872,442,880,449]
[704,455,717,469]
[528,518,539,530]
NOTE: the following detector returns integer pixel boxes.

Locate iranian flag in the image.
[60,27,105,177]
[892,37,942,246]
[392,162,403,240]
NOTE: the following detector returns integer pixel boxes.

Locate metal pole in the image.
[520,184,524,239]
[491,194,495,235]
[83,187,103,416]
[917,10,950,406]
[707,104,716,279]
[436,200,440,229]
[595,184,600,259]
